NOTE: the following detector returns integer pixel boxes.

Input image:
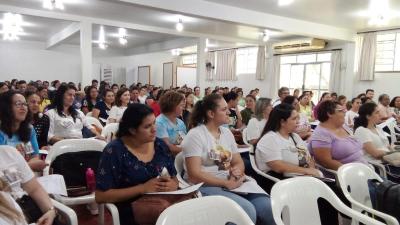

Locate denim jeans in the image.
[199,186,276,225]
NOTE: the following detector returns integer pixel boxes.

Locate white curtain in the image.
[255,45,267,80]
[267,55,281,98]
[329,51,343,93]
[215,49,237,81]
[357,32,377,81]
[205,51,215,81]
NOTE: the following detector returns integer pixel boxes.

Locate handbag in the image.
[131,192,196,225]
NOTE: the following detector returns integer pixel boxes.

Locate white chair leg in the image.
[98,203,105,225]
[106,203,121,225]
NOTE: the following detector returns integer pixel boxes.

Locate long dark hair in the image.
[354,102,377,131]
[0,90,32,142]
[116,104,154,138]
[189,94,222,128]
[49,83,78,122]
[260,103,294,138]
[389,96,400,108]
[115,88,129,107]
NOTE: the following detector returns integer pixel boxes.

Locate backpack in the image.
[371,180,400,222]
[50,151,102,196]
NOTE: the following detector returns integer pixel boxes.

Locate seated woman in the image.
[0,146,56,225]
[298,93,315,122]
[282,95,312,140]
[108,88,130,123]
[26,91,50,149]
[223,91,243,129]
[255,103,321,177]
[46,84,102,144]
[240,94,256,126]
[313,92,332,121]
[156,91,187,155]
[309,101,366,171]
[246,98,272,145]
[182,94,275,225]
[0,91,46,172]
[92,88,115,125]
[354,102,391,161]
[81,86,100,115]
[95,104,178,225]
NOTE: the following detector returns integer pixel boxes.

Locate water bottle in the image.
[86,168,96,192]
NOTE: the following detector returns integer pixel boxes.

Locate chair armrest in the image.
[106,203,121,225]
[51,199,78,225]
[368,161,387,179]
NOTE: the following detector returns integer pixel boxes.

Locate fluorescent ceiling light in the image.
[278,0,294,6]
[43,0,64,10]
[118,27,128,45]
[2,13,24,41]
[98,26,107,49]
[176,19,183,32]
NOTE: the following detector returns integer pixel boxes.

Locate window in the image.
[375,32,400,72]
[182,54,197,65]
[236,47,258,74]
[280,53,332,103]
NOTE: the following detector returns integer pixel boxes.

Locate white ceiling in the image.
[0,0,299,44]
[205,0,400,30]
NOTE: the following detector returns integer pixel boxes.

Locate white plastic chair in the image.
[174,152,191,188]
[337,163,398,225]
[378,118,400,146]
[270,176,386,225]
[101,123,119,142]
[86,116,104,130]
[156,196,254,225]
[249,145,281,183]
[43,139,118,225]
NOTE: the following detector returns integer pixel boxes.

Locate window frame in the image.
[236,47,258,75]
[374,31,400,73]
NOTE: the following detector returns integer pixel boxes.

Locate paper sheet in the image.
[37,174,68,196]
[229,179,268,195]
[238,146,251,153]
[146,182,203,195]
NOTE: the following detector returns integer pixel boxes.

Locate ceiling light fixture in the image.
[175,19,183,32]
[171,48,181,56]
[278,0,294,6]
[367,0,390,26]
[98,26,107,50]
[2,13,24,41]
[43,0,64,10]
[118,27,128,45]
[262,32,270,42]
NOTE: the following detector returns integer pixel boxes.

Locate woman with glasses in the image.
[309,101,366,172]
[0,91,46,172]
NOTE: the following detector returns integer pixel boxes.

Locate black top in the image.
[94,101,112,121]
[32,114,50,148]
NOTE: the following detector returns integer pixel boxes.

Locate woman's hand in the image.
[305,168,322,177]
[140,178,162,194]
[157,177,179,192]
[36,208,56,225]
[28,158,48,172]
[223,175,245,190]
[229,166,244,180]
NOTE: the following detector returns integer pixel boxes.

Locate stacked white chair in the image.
[86,116,103,131]
[270,176,386,225]
[337,163,398,225]
[156,196,254,225]
[101,123,119,143]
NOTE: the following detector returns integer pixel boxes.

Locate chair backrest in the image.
[271,177,386,225]
[101,123,119,142]
[337,163,398,225]
[44,139,107,175]
[86,116,103,130]
[248,146,280,183]
[242,128,250,145]
[174,152,190,188]
[156,196,254,225]
[377,118,397,145]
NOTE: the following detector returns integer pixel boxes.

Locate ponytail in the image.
[353,102,377,132]
[189,94,222,129]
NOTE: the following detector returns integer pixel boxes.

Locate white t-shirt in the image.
[354,126,390,161]
[345,110,359,127]
[108,106,127,123]
[256,131,310,173]
[181,125,238,181]
[46,108,92,141]
[272,99,281,107]
[246,118,266,141]
[0,147,34,199]
[0,192,27,225]
[138,95,147,104]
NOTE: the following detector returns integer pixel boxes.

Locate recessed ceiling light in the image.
[176,19,183,32]
[171,48,181,56]
[278,0,294,6]
[118,28,128,45]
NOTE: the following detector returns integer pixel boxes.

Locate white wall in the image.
[353,73,400,100]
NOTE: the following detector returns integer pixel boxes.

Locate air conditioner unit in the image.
[273,38,326,53]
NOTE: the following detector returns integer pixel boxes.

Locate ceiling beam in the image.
[46,22,80,49]
[0,4,261,46]
[125,37,197,55]
[119,0,356,42]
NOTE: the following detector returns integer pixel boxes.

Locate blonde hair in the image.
[0,179,24,224]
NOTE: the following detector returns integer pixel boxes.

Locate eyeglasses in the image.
[14,101,28,108]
